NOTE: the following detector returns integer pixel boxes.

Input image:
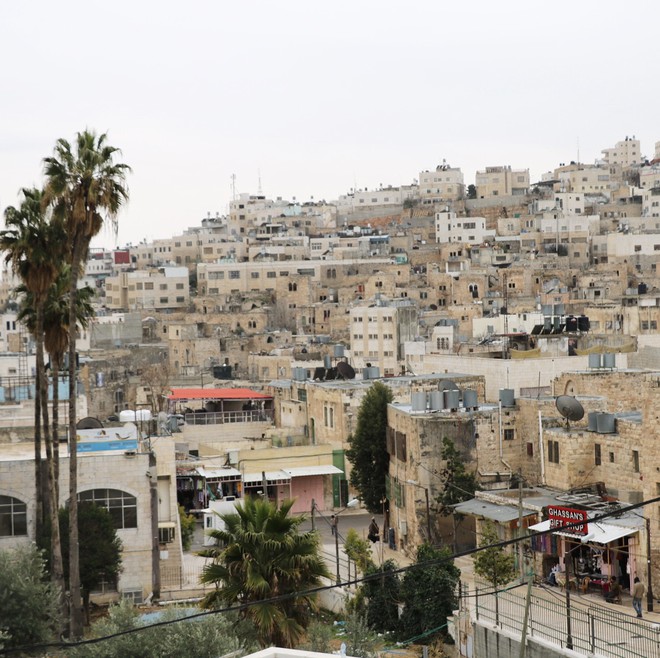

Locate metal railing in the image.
[160,562,212,591]
[471,583,660,658]
[183,409,274,425]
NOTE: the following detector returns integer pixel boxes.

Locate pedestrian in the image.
[605,577,622,603]
[368,517,379,543]
[632,576,645,618]
[331,514,337,536]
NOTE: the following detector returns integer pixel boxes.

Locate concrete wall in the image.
[474,623,581,658]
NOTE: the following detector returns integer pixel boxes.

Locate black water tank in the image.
[638,283,648,294]
[577,315,590,332]
[565,316,578,332]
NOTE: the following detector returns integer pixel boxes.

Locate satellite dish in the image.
[76,416,104,430]
[556,395,584,427]
[336,361,356,380]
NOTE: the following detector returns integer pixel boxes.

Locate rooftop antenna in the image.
[231,174,236,201]
[577,137,580,166]
[556,395,585,429]
[257,169,262,195]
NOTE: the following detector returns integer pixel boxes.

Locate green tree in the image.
[467,184,477,199]
[342,610,377,658]
[473,521,516,624]
[43,130,130,636]
[343,528,374,573]
[303,619,334,653]
[398,544,460,643]
[0,545,61,650]
[346,381,393,512]
[179,504,196,551]
[59,503,123,625]
[199,497,330,648]
[0,188,59,535]
[361,559,400,633]
[0,188,65,605]
[437,437,478,514]
[69,598,255,658]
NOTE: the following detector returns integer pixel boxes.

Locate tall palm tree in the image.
[0,188,60,537]
[200,497,330,648]
[43,131,130,636]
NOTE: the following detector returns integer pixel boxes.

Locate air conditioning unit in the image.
[158,524,176,544]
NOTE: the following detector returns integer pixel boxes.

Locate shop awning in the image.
[243,471,291,485]
[453,499,537,524]
[528,519,638,544]
[196,467,241,479]
[283,465,343,477]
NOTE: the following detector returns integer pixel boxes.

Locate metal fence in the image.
[184,409,274,425]
[471,583,660,658]
[160,562,212,591]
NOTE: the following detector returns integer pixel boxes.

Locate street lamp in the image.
[407,480,432,544]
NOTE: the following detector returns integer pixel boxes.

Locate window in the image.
[548,440,560,464]
[609,451,615,463]
[632,450,640,473]
[176,283,184,290]
[251,272,260,279]
[595,444,601,466]
[526,442,534,457]
[159,284,168,290]
[229,271,240,279]
[78,489,137,529]
[176,296,185,303]
[0,495,27,536]
[267,271,276,278]
[160,297,168,304]
[144,282,154,290]
[504,429,514,441]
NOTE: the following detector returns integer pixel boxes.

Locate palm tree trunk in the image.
[68,237,84,637]
[53,361,60,504]
[33,338,44,540]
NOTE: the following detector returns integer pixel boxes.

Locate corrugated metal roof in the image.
[453,499,537,523]
[168,387,271,401]
[283,465,343,477]
[196,467,241,479]
[243,470,291,484]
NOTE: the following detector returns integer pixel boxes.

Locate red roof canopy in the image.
[168,387,271,401]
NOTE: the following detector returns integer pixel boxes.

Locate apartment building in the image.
[105,266,190,311]
[434,209,494,244]
[349,299,418,375]
[601,136,642,168]
[418,164,464,205]
[475,166,529,198]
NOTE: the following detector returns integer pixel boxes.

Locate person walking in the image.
[632,576,645,618]
[330,514,337,536]
[367,517,380,543]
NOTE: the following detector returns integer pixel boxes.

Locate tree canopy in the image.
[199,497,330,648]
[437,437,479,514]
[473,521,516,588]
[346,381,393,512]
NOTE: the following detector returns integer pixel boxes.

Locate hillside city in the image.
[3,134,660,656]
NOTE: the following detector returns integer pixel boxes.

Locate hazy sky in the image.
[1,1,658,248]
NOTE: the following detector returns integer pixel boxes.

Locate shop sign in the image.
[547,505,588,536]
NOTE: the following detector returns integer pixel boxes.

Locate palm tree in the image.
[200,497,330,648]
[43,131,130,636]
[0,188,60,537]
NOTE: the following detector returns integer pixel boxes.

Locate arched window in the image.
[0,495,27,536]
[78,489,137,529]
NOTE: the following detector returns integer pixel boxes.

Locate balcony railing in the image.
[183,409,274,426]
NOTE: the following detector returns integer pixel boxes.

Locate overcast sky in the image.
[1,1,658,248]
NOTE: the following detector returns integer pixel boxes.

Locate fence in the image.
[160,561,212,591]
[184,409,274,425]
[470,583,660,658]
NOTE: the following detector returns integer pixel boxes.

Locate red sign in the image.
[547,505,588,536]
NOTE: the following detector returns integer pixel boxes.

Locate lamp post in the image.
[407,480,432,544]
[646,517,654,613]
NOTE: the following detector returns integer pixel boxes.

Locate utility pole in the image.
[518,473,525,579]
[518,577,533,658]
[311,499,315,532]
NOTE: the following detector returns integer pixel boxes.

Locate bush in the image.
[0,544,61,650]
[179,505,196,551]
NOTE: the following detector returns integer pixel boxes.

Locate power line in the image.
[4,495,658,656]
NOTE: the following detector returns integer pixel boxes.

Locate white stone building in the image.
[435,210,494,245]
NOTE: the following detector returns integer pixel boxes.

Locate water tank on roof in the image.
[334,344,345,358]
[429,390,443,411]
[587,411,599,432]
[324,355,332,369]
[603,353,616,369]
[362,368,371,380]
[542,304,553,316]
[119,410,136,422]
[565,316,578,332]
[368,366,380,379]
[577,315,590,332]
[463,389,478,410]
[411,392,427,412]
[499,389,515,407]
[543,317,552,332]
[596,412,616,434]
[638,283,648,295]
[588,353,602,369]
[553,316,561,331]
[135,409,152,422]
[554,304,565,315]
[444,389,460,411]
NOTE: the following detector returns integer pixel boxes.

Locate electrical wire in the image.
[3,495,658,656]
